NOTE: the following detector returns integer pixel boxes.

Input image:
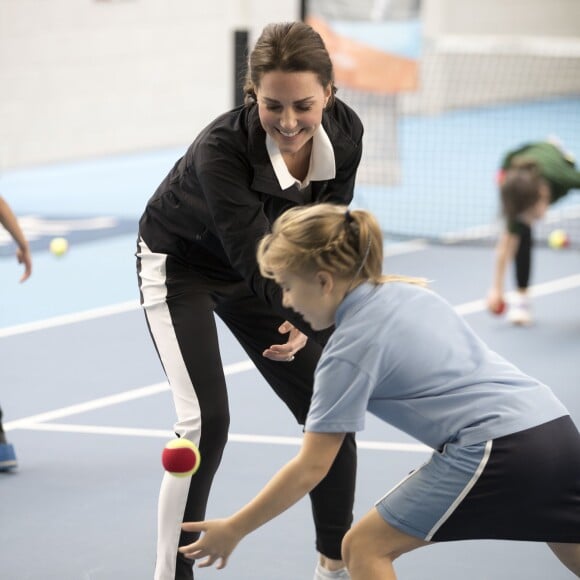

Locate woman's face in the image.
[255,70,331,156]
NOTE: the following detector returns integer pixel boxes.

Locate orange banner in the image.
[307,16,419,94]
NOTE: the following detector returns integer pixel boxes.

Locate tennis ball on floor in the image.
[491,299,506,315]
[162,439,201,477]
[49,237,69,257]
[548,229,570,249]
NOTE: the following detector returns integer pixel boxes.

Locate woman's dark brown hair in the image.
[243,22,336,108]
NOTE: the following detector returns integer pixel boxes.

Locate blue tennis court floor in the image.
[1,140,579,578]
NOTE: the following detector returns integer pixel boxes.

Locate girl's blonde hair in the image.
[257,204,427,288]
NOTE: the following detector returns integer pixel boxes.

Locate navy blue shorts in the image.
[375,416,580,542]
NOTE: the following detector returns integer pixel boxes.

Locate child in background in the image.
[487,140,580,325]
[177,203,580,579]
[0,194,32,471]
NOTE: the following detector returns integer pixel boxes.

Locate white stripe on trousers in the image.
[138,238,202,580]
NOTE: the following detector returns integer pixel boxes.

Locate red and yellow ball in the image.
[161,438,201,477]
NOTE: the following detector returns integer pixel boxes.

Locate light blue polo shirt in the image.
[305,282,568,449]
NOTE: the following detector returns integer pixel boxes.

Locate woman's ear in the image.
[323,84,332,108]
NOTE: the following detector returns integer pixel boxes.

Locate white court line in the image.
[384,239,428,256]
[0,300,140,338]
[3,273,580,448]
[14,422,430,453]
[4,360,255,431]
[2,272,580,338]
[454,273,580,315]
[5,382,170,430]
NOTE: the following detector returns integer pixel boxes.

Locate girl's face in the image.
[521,181,551,223]
[531,181,551,220]
[276,270,341,330]
[255,70,331,156]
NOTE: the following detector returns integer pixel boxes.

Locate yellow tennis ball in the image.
[548,229,569,249]
[49,237,69,257]
[161,438,201,477]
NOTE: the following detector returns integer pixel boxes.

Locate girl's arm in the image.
[179,431,345,569]
[0,196,32,282]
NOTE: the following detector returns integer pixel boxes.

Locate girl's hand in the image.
[16,245,32,283]
[486,289,506,315]
[179,519,241,569]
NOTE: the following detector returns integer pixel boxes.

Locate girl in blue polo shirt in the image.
[178,203,580,579]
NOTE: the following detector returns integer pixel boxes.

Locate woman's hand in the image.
[262,321,307,362]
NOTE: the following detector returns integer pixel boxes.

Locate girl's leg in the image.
[341,509,428,580]
[548,543,580,576]
[0,404,18,471]
[514,222,532,291]
[138,242,229,580]
[509,223,533,325]
[216,293,356,565]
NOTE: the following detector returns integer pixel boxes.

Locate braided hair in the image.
[257,204,426,289]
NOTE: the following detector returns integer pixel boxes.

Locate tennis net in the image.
[338,33,580,248]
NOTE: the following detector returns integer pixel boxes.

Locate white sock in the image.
[314,562,351,579]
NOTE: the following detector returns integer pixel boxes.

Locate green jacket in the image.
[502,141,580,204]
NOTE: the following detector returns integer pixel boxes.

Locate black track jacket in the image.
[139,98,363,324]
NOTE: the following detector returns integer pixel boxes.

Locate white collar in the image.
[266,125,336,191]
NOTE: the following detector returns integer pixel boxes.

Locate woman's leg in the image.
[138,241,229,580]
[216,292,356,564]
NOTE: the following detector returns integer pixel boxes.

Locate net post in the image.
[300,0,308,21]
[233,29,249,108]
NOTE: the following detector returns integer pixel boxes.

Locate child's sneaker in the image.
[0,442,17,471]
[507,296,533,326]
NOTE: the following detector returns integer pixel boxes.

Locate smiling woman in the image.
[255,70,331,176]
[136,21,363,580]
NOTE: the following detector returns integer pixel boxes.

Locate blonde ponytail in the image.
[258,204,427,288]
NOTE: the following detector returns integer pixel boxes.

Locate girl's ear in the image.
[316,271,334,295]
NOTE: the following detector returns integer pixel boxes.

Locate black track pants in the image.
[137,239,356,580]
[514,222,532,290]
